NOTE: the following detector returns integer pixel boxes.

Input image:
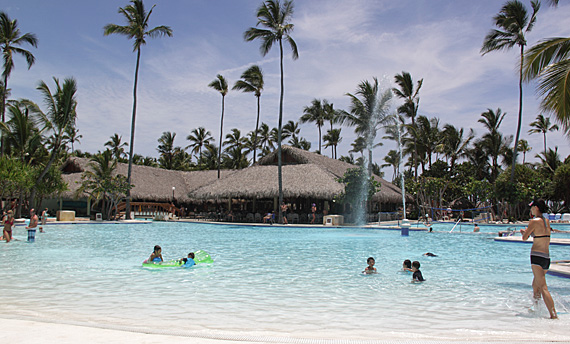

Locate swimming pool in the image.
[1,222,569,342]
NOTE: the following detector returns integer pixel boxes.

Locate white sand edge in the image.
[0,318,260,344]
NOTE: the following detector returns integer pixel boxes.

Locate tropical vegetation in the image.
[1,0,569,222]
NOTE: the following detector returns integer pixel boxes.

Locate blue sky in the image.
[3,0,570,178]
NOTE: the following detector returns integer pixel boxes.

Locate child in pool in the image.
[362,257,377,274]
[180,252,195,267]
[402,259,413,272]
[149,245,163,262]
[412,261,425,282]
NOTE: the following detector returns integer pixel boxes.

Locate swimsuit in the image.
[530,216,551,270]
[413,270,425,282]
[530,250,550,270]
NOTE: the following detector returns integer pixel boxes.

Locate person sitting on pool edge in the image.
[362,257,377,274]
[412,261,425,282]
[149,245,163,262]
[181,252,195,267]
[402,259,413,272]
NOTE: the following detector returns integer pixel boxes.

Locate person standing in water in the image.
[520,199,557,319]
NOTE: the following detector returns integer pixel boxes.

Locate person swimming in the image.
[362,257,377,274]
[149,245,163,262]
[402,259,413,272]
[412,261,425,282]
[423,252,437,257]
[181,252,195,267]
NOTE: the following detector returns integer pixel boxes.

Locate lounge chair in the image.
[562,213,570,223]
[254,213,262,222]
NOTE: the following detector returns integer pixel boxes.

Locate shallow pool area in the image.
[1,222,570,342]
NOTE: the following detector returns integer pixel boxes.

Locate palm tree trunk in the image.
[318,126,322,153]
[277,39,284,224]
[543,133,547,156]
[0,73,8,157]
[253,95,260,164]
[217,95,225,179]
[510,46,524,183]
[125,48,141,220]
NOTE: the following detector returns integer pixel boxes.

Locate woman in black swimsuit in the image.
[520,199,557,319]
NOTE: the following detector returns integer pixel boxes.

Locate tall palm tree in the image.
[528,114,559,156]
[323,100,339,157]
[104,0,172,218]
[31,77,78,207]
[245,0,298,222]
[393,71,422,178]
[0,12,38,156]
[535,146,561,177]
[481,0,540,182]
[300,99,326,153]
[339,78,392,177]
[105,133,128,161]
[323,128,342,159]
[233,65,264,163]
[208,74,228,179]
[186,126,213,163]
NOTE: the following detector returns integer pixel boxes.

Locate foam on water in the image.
[1,222,569,341]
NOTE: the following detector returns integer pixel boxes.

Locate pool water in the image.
[1,222,570,341]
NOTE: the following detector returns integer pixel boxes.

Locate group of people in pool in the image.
[148,245,196,267]
[1,208,46,242]
[362,256,427,282]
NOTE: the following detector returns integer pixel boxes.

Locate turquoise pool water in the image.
[1,222,569,341]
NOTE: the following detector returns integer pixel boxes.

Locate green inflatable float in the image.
[142,249,213,268]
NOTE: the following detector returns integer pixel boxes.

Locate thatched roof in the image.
[189,164,344,200]
[192,145,410,203]
[58,146,410,204]
[59,157,227,203]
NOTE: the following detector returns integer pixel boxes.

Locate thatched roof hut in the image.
[59,157,227,203]
[191,145,410,203]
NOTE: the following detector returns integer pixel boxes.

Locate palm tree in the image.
[481,0,540,182]
[381,150,400,183]
[528,114,559,156]
[208,74,228,179]
[233,65,264,163]
[105,133,128,161]
[186,127,213,163]
[157,131,177,170]
[440,124,474,172]
[288,136,311,150]
[339,77,393,177]
[245,0,299,222]
[65,126,82,154]
[517,139,531,164]
[0,100,42,162]
[323,128,342,159]
[393,71,423,178]
[257,122,272,154]
[31,77,78,208]
[349,136,367,157]
[300,99,326,153]
[282,120,300,141]
[104,0,172,218]
[0,12,38,156]
[535,146,561,177]
[223,128,248,151]
[478,108,511,182]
